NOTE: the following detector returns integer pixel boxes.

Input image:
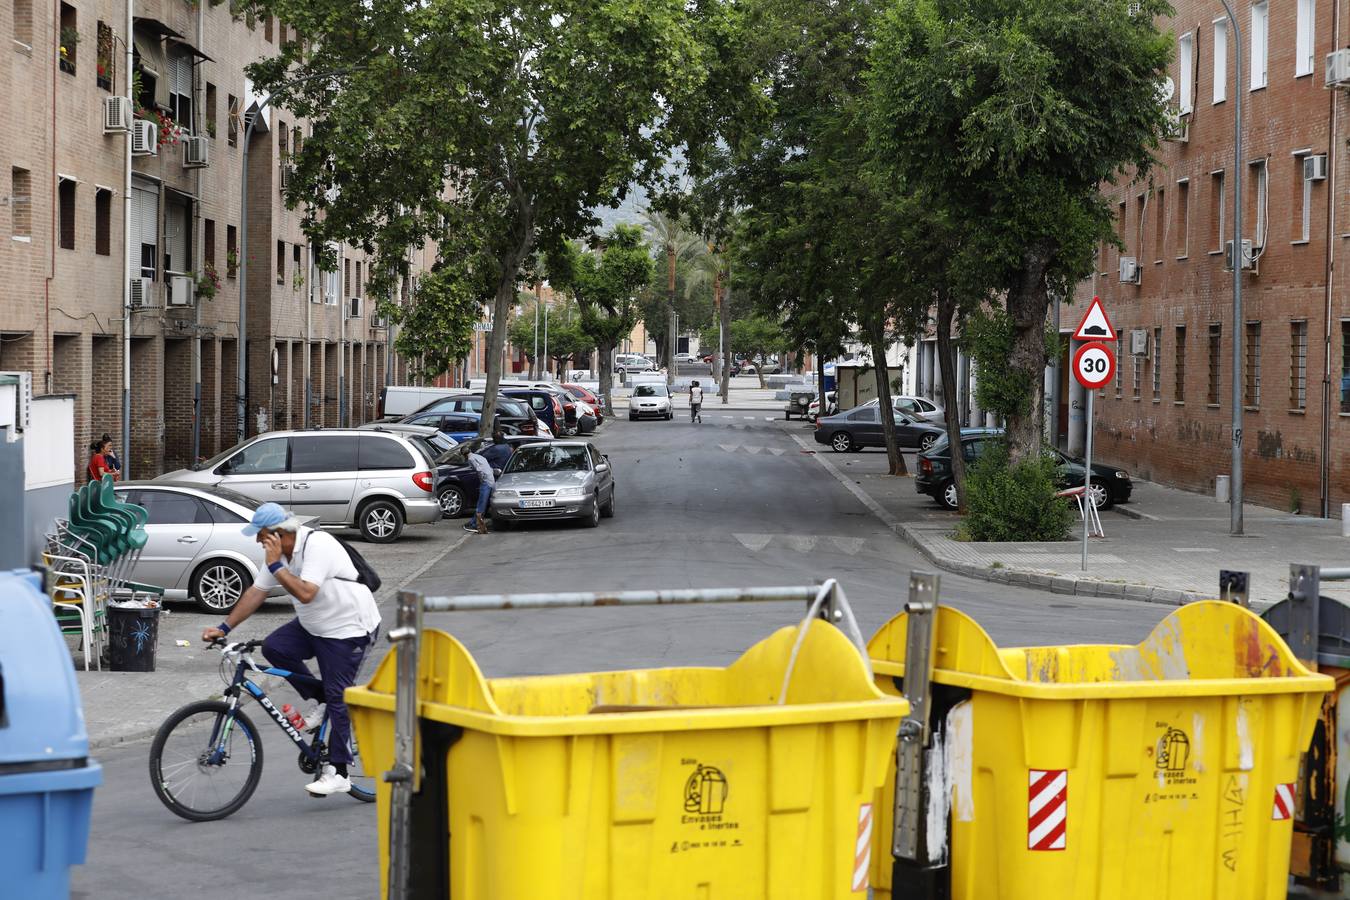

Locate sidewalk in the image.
[790,426,1350,611]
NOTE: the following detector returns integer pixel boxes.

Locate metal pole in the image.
[385,590,422,900]
[122,0,134,478]
[533,284,540,380]
[1219,0,1244,535]
[543,295,549,379]
[1081,388,1094,570]
[422,584,821,613]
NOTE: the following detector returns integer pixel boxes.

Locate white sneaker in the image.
[305,765,351,796]
[302,703,326,731]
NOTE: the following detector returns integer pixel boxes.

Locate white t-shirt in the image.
[690,386,704,405]
[253,528,382,639]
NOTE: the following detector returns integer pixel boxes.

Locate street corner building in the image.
[2,0,427,482]
[1062,0,1350,514]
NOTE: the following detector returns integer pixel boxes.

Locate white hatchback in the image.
[628,382,673,420]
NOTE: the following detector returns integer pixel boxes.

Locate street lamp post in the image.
[1217,0,1244,535]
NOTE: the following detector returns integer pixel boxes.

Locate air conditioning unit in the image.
[169,275,195,307]
[182,135,209,169]
[1130,329,1149,355]
[279,163,294,192]
[1305,154,1329,181]
[1225,239,1257,271]
[103,96,133,134]
[370,313,389,329]
[1164,108,1190,143]
[1328,49,1350,87]
[132,119,158,156]
[347,296,362,319]
[1119,256,1141,284]
[129,277,154,309]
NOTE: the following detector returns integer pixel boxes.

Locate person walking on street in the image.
[689,380,704,423]
[465,444,496,534]
[201,503,381,796]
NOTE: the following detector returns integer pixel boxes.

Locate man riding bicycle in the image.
[202,502,381,796]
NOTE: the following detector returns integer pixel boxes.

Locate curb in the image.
[892,522,1204,607]
[90,726,161,751]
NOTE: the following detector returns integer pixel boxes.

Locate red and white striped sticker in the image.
[1028,769,1068,851]
[1272,783,1296,821]
[852,802,872,892]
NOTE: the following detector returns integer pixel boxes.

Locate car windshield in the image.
[504,444,590,473]
[633,384,667,397]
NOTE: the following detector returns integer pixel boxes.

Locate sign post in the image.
[1070,297,1117,571]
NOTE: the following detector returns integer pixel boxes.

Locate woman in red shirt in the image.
[88,438,117,483]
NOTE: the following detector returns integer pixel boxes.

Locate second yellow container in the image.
[867,601,1332,900]
[349,619,907,899]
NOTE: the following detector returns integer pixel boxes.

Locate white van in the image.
[378,385,470,418]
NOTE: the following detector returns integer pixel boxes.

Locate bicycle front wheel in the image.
[149,699,264,822]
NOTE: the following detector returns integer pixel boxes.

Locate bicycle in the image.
[149,638,377,821]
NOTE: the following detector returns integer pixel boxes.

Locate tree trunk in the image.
[934,290,966,511]
[480,240,532,439]
[597,339,616,416]
[755,354,767,389]
[816,357,827,421]
[870,323,907,476]
[719,284,731,403]
[1003,248,1052,465]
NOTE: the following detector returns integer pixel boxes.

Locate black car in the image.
[407,393,540,436]
[914,429,1133,510]
[428,435,548,517]
[812,405,946,452]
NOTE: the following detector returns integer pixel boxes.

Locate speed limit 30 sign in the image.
[1073,341,1115,390]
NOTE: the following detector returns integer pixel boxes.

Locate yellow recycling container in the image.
[348,619,907,899]
[866,601,1332,900]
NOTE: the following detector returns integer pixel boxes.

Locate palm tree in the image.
[683,242,732,400]
[640,208,703,379]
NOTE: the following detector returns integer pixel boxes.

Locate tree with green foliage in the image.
[727,315,786,389]
[246,0,710,436]
[507,294,544,379]
[867,0,1172,463]
[639,209,708,374]
[387,255,482,382]
[548,225,654,411]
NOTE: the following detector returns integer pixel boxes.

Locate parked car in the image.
[489,441,616,529]
[158,429,440,543]
[398,410,508,442]
[377,385,470,418]
[914,430,1133,510]
[428,435,549,517]
[813,405,945,452]
[501,387,571,436]
[629,382,673,420]
[784,389,816,420]
[357,421,458,456]
[808,391,838,420]
[615,353,654,374]
[562,384,605,425]
[113,482,318,613]
[675,352,698,365]
[410,393,541,436]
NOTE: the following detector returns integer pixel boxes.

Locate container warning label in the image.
[1028,769,1067,851]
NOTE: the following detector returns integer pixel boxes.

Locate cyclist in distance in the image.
[202,502,381,795]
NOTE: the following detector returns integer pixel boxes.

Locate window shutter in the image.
[166,201,188,273]
[133,186,158,248]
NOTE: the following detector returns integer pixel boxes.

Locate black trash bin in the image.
[107,603,160,672]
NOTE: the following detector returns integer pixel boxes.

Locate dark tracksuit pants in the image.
[262,618,374,765]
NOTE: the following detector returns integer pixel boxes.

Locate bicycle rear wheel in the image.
[149,700,264,822]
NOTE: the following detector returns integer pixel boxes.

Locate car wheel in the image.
[437,485,466,518]
[358,498,404,543]
[601,486,616,518]
[1086,479,1114,511]
[584,494,602,528]
[190,559,251,613]
[830,431,853,453]
[629,413,637,421]
[919,433,939,451]
[940,482,959,510]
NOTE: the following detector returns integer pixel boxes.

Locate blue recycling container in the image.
[0,569,101,899]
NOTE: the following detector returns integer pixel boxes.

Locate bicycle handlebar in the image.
[207,638,265,653]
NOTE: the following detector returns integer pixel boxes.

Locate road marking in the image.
[718,444,740,452]
[742,416,755,420]
[742,445,762,454]
[764,417,775,422]
[733,533,774,552]
[830,537,865,555]
[1172,547,1218,553]
[789,434,899,528]
[784,535,817,553]
[767,448,785,456]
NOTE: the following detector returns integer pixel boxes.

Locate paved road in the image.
[75,416,1172,898]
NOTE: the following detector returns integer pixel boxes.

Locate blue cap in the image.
[242,502,289,536]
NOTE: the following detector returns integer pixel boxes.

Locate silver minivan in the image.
[158,429,441,542]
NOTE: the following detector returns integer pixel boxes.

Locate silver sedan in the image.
[114,482,313,613]
[488,441,616,529]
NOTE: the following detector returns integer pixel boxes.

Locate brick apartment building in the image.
[2,0,427,482]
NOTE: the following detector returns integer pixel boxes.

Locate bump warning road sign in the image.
[1072,296,1117,342]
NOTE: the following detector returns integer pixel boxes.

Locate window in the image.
[277,122,288,159]
[1136,193,1147,259]
[205,83,217,139]
[134,63,156,114]
[1297,0,1315,77]
[1208,324,1222,405]
[169,54,192,128]
[1213,18,1228,103]
[95,188,111,256]
[10,168,30,239]
[1297,154,1313,242]
[132,184,158,279]
[292,126,302,157]
[59,4,77,75]
[203,218,215,268]
[227,95,239,146]
[57,178,75,251]
[224,438,288,475]
[1133,348,1142,399]
[264,15,274,43]
[226,224,237,277]
[1175,180,1190,257]
[164,195,190,274]
[1154,188,1166,262]
[96,21,113,90]
[1211,171,1226,251]
[1175,326,1187,402]
[357,436,415,471]
[344,259,351,297]
[291,435,359,473]
[1291,321,1308,410]
[1179,33,1194,113]
[292,245,301,288]
[1245,322,1261,408]
[1250,160,1268,247]
[135,490,211,525]
[356,261,362,296]
[1115,335,1124,397]
[1342,321,1350,412]
[276,240,286,284]
[1251,1,1268,90]
[14,0,32,46]
[1152,327,1162,400]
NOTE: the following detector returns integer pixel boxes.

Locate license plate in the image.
[520,498,555,509]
